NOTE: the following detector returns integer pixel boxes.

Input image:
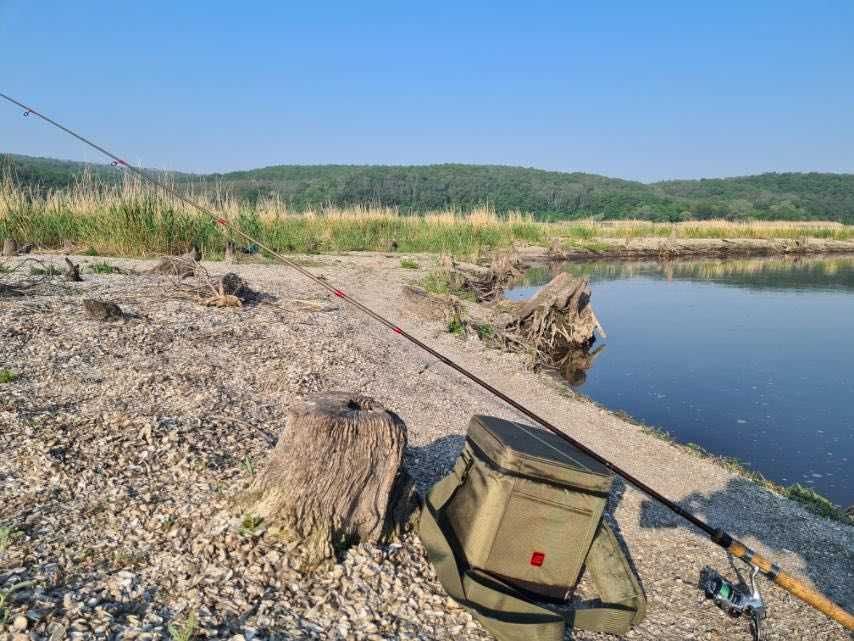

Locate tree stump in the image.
[2,239,16,257]
[224,241,236,264]
[241,392,417,569]
[510,272,605,348]
[83,299,124,321]
[500,272,607,378]
[63,257,82,282]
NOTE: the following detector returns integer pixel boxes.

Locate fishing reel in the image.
[700,565,765,640]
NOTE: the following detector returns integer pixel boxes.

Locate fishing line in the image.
[1,92,851,630]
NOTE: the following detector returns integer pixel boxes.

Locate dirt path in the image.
[0,253,851,641]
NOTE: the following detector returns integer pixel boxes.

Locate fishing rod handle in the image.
[725,539,854,630]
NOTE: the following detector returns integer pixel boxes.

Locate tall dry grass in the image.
[1,173,852,257]
[558,219,853,241]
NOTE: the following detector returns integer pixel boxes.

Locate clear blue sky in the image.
[1,1,852,182]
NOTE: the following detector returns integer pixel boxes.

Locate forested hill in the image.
[3,153,854,222]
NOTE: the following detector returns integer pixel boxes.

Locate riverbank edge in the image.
[7,248,852,527]
[570,391,854,526]
[413,257,854,527]
[524,236,854,261]
[18,235,854,268]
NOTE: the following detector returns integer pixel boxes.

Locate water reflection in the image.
[557,344,605,386]
[505,255,854,505]
[508,255,854,298]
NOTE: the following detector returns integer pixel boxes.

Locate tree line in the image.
[3,154,853,222]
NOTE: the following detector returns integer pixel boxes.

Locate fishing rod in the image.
[1,92,851,632]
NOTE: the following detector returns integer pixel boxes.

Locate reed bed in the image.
[2,174,852,257]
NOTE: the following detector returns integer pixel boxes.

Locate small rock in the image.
[83,299,124,321]
[12,615,28,631]
[47,623,67,641]
[63,593,80,610]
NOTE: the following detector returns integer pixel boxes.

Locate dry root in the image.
[437,251,523,303]
[146,247,202,278]
[160,258,260,309]
[201,293,242,307]
[0,258,68,297]
[547,237,567,260]
[498,273,605,377]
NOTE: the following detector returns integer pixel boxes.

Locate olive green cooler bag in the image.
[418,415,646,640]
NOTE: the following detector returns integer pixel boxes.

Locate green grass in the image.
[399,257,419,269]
[0,370,16,384]
[475,323,496,340]
[422,269,476,301]
[4,176,851,258]
[240,456,256,476]
[29,265,60,276]
[0,526,19,554]
[422,270,453,295]
[168,612,198,641]
[0,581,33,628]
[783,484,844,521]
[88,261,116,274]
[239,514,264,536]
[447,318,466,336]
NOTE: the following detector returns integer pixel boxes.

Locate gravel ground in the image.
[0,253,851,641]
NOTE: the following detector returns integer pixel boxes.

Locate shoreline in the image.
[520,236,854,262]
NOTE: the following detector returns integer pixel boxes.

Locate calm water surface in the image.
[506,256,854,506]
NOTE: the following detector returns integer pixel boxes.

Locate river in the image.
[505,255,854,507]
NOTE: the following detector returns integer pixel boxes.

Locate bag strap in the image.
[418,466,645,640]
[570,520,647,633]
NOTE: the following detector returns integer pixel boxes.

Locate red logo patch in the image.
[530,552,545,567]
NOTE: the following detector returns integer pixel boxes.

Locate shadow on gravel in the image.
[406,435,466,495]
[637,476,853,611]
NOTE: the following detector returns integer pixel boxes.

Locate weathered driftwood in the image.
[63,258,82,282]
[199,272,246,307]
[147,247,201,277]
[83,299,123,321]
[402,285,454,320]
[547,237,566,259]
[0,282,25,297]
[1,258,63,297]
[436,252,523,302]
[2,239,16,257]
[502,272,605,371]
[241,392,417,569]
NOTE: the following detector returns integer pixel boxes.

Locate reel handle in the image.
[725,539,853,630]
